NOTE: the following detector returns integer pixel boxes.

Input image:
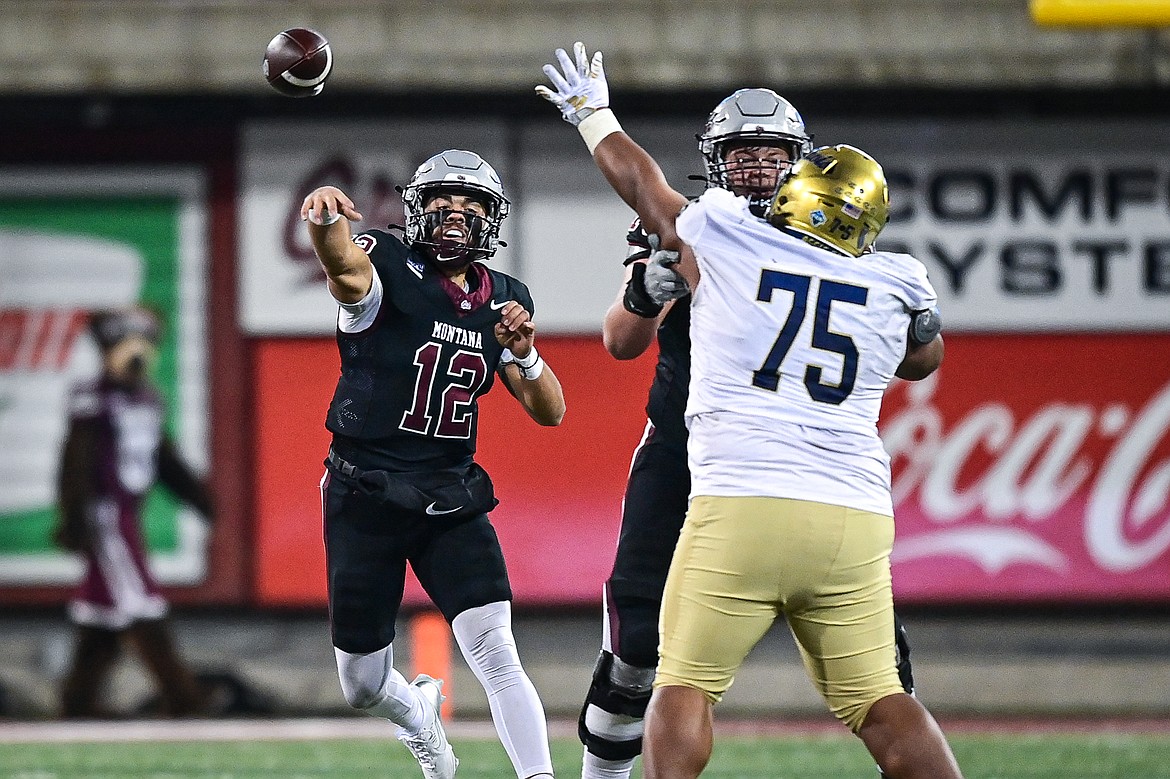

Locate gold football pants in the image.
[656,495,905,732]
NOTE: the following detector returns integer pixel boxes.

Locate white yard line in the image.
[0,718,578,744]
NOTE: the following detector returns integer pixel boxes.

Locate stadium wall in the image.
[0,90,1168,610]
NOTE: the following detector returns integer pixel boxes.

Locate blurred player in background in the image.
[575,88,918,779]
[541,44,959,779]
[301,149,563,779]
[54,306,214,719]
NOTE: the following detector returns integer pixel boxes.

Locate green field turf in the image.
[4,732,1170,778]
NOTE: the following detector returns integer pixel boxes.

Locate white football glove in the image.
[643,234,688,305]
[536,42,609,126]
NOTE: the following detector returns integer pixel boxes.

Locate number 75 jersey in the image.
[675,188,937,514]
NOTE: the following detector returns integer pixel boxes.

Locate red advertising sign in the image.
[252,336,656,607]
[253,333,1170,607]
[885,334,1170,603]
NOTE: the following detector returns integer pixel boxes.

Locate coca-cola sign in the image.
[884,334,1170,602]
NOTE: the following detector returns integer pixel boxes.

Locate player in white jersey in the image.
[539,44,961,779]
[681,181,934,516]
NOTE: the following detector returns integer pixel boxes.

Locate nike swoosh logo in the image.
[489,300,509,310]
[425,502,463,516]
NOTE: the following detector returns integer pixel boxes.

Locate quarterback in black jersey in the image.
[302,149,562,779]
[573,90,918,779]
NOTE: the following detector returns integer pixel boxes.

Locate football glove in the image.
[536,42,609,126]
[623,235,687,317]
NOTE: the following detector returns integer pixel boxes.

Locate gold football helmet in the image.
[768,144,889,257]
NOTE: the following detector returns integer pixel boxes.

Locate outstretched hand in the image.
[536,42,609,126]
[300,185,364,226]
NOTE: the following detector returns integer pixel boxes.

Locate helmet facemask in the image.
[698,88,812,214]
[709,141,801,210]
[412,195,504,267]
[401,150,510,268]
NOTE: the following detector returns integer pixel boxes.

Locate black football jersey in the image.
[326,230,535,470]
[625,219,690,446]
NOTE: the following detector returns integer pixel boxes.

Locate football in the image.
[263,28,332,98]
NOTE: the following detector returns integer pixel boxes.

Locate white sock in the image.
[452,601,554,777]
[334,645,429,733]
[583,748,635,779]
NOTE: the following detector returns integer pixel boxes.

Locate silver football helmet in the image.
[698,88,812,198]
[402,149,510,260]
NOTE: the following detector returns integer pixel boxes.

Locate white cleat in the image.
[396,674,458,779]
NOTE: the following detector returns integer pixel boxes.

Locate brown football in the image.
[263,28,332,98]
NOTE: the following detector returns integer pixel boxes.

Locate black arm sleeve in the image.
[156,436,214,520]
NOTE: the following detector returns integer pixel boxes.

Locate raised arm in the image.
[300,186,373,304]
[537,43,697,290]
[590,132,688,252]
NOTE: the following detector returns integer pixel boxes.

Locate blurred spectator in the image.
[53,306,214,718]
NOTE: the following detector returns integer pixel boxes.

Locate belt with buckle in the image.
[326,448,361,479]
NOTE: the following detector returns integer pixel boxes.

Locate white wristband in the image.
[519,357,545,381]
[578,109,623,155]
[513,346,540,370]
[310,208,343,226]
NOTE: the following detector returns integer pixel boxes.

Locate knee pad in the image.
[578,650,655,761]
[335,646,392,711]
[452,601,525,688]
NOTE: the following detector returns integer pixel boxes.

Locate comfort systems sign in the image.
[878,156,1170,331]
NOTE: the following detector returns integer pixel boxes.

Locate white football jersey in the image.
[676,188,937,515]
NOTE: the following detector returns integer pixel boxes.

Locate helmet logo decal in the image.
[769,144,889,258]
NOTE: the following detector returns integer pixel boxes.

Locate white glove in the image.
[643,234,688,304]
[536,42,609,126]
